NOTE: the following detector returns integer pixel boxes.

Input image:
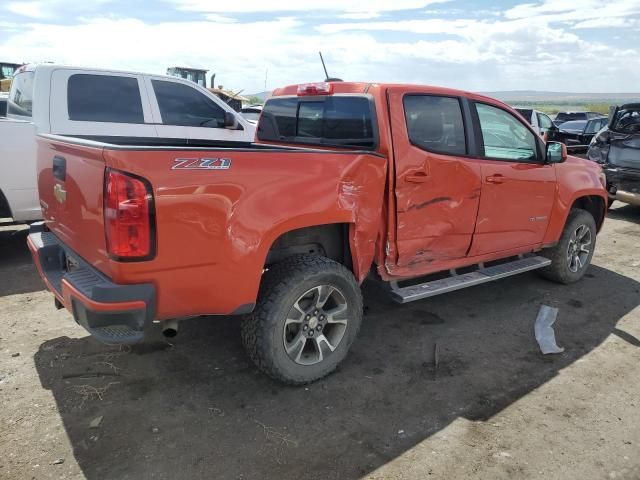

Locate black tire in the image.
[607,197,615,209]
[538,208,597,284]
[241,254,363,385]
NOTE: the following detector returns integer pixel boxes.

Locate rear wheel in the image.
[538,208,596,284]
[241,255,363,385]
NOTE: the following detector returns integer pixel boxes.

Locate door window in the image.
[67,74,144,123]
[476,103,538,161]
[152,80,225,128]
[7,71,34,118]
[537,112,553,130]
[403,95,466,155]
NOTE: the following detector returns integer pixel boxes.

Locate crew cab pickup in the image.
[0,64,254,222]
[29,81,607,385]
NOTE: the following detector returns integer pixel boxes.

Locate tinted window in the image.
[152,80,225,128]
[537,112,553,129]
[556,112,586,122]
[560,120,587,131]
[258,96,375,148]
[7,71,34,117]
[68,74,144,123]
[515,108,533,123]
[403,95,466,155]
[585,119,606,134]
[0,98,7,116]
[476,103,537,161]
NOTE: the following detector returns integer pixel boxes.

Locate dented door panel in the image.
[387,88,482,271]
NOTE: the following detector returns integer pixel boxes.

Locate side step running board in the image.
[390,256,551,304]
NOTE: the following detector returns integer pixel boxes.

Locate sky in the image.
[0,0,639,94]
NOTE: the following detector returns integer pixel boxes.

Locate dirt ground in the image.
[1,205,639,480]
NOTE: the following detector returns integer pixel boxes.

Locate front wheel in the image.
[538,208,597,284]
[241,255,363,385]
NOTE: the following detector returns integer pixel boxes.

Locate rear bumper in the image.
[604,166,640,206]
[27,223,155,344]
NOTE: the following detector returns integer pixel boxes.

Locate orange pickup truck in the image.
[28,81,608,384]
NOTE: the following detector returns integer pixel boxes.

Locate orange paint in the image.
[34,82,607,321]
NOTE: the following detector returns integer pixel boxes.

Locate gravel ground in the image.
[0,205,639,480]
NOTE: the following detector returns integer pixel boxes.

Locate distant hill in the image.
[481,90,640,103]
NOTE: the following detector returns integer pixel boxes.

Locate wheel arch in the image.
[570,195,606,232]
[263,222,355,273]
[0,188,12,219]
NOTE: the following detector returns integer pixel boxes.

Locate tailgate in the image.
[37,135,110,272]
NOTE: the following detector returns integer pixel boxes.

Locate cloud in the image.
[203,14,237,23]
[170,0,451,15]
[4,0,113,19]
[0,1,638,93]
[339,12,382,20]
[504,0,640,24]
[573,17,639,29]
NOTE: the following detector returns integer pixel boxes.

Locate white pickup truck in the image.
[0,64,256,222]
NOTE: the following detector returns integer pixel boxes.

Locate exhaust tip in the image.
[161,319,179,338]
[162,328,178,338]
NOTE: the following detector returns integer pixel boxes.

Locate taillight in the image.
[104,169,155,260]
[297,82,333,96]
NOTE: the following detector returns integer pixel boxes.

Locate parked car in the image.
[29,81,607,385]
[515,108,556,137]
[588,103,640,207]
[240,104,263,124]
[553,111,603,127]
[0,64,255,223]
[548,117,608,152]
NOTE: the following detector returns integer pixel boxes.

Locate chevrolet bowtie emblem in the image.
[53,183,67,204]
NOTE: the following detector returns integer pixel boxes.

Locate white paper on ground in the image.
[534,305,565,354]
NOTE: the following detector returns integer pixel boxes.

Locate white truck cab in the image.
[1,64,255,222]
[514,108,556,137]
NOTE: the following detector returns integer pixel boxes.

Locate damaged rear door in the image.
[387,88,482,269]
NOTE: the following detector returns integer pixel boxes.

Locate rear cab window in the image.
[257,95,376,149]
[68,74,144,123]
[8,70,34,118]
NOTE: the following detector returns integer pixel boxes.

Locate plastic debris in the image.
[51,458,65,465]
[535,305,564,354]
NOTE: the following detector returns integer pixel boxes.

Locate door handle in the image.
[406,172,429,183]
[485,174,505,184]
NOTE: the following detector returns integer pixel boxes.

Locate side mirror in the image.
[546,141,567,164]
[224,111,236,128]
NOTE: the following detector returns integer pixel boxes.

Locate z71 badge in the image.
[172,158,231,170]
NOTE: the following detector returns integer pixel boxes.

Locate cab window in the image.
[7,71,34,118]
[258,96,375,148]
[476,103,538,161]
[403,95,466,155]
[537,112,553,130]
[68,74,144,123]
[152,80,226,128]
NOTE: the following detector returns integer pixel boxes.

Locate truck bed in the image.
[36,134,387,320]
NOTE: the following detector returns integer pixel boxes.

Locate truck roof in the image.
[271,81,483,100]
[17,63,180,80]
